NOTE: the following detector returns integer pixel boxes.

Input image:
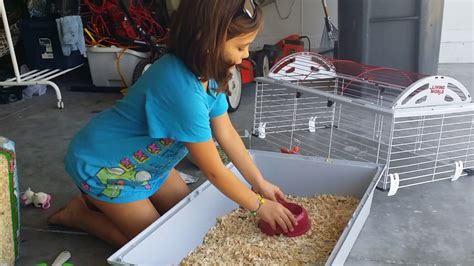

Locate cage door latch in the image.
[451,161,464,182]
[388,173,400,196]
[309,116,317,132]
[258,122,267,138]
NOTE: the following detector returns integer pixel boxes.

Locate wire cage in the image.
[252,52,474,195]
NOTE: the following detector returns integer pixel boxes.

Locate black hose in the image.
[117,0,157,58]
[299,36,311,52]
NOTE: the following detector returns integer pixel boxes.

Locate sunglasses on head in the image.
[241,0,259,19]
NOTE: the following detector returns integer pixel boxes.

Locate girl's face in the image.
[223,30,259,68]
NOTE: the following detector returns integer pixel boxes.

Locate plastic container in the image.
[258,201,311,237]
[108,150,384,265]
[338,0,444,75]
[20,18,85,69]
[86,46,150,87]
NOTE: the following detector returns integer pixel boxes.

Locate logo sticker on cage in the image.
[430,85,445,95]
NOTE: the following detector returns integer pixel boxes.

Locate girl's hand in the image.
[254,179,288,203]
[256,200,297,233]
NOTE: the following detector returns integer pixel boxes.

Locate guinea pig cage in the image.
[252,52,473,196]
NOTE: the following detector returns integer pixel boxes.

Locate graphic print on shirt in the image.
[80,138,188,199]
[133,150,149,163]
[146,143,160,155]
[95,167,152,198]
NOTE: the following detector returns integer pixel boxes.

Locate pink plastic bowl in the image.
[258,201,311,237]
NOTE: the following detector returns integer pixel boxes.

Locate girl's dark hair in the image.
[166,0,264,94]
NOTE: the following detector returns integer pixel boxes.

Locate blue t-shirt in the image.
[65,54,228,203]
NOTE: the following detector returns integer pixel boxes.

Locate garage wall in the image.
[252,0,338,51]
[439,0,474,63]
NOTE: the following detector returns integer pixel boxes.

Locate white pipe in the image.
[300,0,304,36]
[0,0,21,82]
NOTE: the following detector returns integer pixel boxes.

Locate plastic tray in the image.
[108,150,384,265]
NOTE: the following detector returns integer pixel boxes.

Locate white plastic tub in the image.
[86,46,149,87]
[108,150,384,265]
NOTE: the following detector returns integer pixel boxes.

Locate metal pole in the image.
[0,0,22,82]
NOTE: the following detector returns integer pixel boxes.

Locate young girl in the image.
[48,0,296,247]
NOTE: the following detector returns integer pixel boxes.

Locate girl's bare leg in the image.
[80,195,160,240]
[47,195,130,247]
[149,168,191,213]
[48,167,190,246]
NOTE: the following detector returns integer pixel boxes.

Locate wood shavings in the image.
[0,154,16,265]
[181,194,359,265]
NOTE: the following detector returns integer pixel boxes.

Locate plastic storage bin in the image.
[20,18,85,69]
[108,150,384,265]
[86,46,150,87]
[338,0,444,75]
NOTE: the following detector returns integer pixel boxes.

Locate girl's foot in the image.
[47,195,88,228]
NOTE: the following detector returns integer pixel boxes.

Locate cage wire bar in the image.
[252,52,474,196]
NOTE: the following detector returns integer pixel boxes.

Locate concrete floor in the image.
[1,63,473,265]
